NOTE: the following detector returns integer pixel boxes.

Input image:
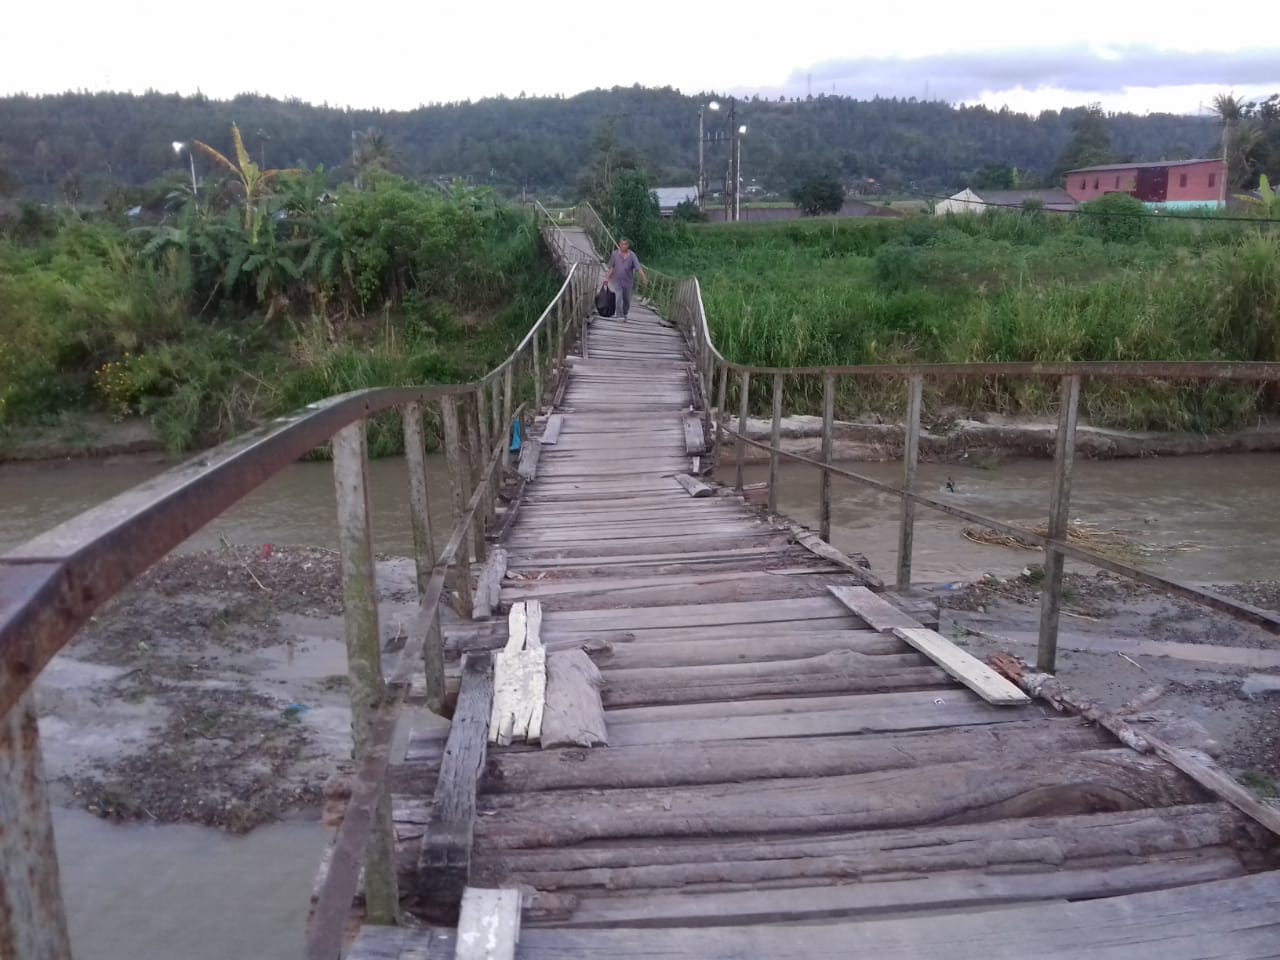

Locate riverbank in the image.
[0,413,164,463]
[37,544,422,832]
[726,412,1280,463]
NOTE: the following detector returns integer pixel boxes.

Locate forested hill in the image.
[0,86,1220,201]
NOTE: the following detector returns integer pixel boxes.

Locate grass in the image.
[647,211,1280,430]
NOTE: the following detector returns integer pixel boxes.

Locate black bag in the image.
[594,284,616,318]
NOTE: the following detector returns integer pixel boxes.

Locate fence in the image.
[0,222,596,960]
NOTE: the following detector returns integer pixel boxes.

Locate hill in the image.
[0,87,1224,202]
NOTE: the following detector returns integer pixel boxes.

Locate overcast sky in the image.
[5,1,1278,116]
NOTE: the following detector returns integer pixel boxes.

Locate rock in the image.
[1241,673,1280,699]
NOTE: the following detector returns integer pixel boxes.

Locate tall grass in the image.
[649,214,1280,430]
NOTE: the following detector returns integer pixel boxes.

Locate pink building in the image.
[1065,158,1227,210]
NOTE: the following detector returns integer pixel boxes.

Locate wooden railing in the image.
[654,272,1280,669]
[0,222,596,960]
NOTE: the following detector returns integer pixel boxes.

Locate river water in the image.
[3,450,1279,958]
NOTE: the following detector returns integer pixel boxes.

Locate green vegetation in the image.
[0,146,558,455]
[647,210,1280,430]
[790,175,846,216]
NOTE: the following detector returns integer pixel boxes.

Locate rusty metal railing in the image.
[655,276,1280,674]
[0,228,596,960]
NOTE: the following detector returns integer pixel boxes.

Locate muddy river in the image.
[2,450,1278,959]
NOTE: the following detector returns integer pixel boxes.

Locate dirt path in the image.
[935,572,1280,796]
[36,544,421,832]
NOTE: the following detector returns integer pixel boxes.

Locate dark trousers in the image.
[610,283,633,317]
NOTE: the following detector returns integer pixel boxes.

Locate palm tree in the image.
[351,128,396,189]
[1212,94,1247,197]
[192,123,300,239]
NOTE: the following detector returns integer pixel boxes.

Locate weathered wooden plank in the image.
[605,688,988,725]
[461,871,1280,959]
[894,626,1031,706]
[549,853,1245,928]
[683,412,705,454]
[827,584,920,630]
[578,630,908,667]
[789,526,883,589]
[517,439,541,481]
[539,415,564,445]
[456,888,521,960]
[673,473,714,498]
[417,652,494,912]
[472,547,508,620]
[489,603,546,746]
[540,650,608,749]
[471,749,1205,850]
[545,596,849,626]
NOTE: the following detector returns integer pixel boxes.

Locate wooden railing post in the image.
[768,372,784,514]
[475,386,494,527]
[502,365,514,472]
[463,392,487,564]
[715,361,728,456]
[440,395,475,616]
[735,369,751,492]
[896,374,924,592]
[820,373,836,543]
[489,377,501,450]
[1038,374,1082,672]
[0,692,73,960]
[531,322,543,413]
[331,420,399,924]
[400,402,445,714]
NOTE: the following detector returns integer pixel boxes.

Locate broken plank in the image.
[417,652,493,911]
[683,412,705,454]
[540,414,563,445]
[790,528,883,589]
[540,650,608,749]
[473,547,509,620]
[827,584,920,630]
[673,473,714,498]
[489,602,546,746]
[893,626,1030,706]
[456,888,521,960]
[517,438,541,481]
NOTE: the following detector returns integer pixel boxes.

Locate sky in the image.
[4,1,1279,116]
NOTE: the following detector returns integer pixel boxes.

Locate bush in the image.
[790,176,845,216]
[1079,192,1148,243]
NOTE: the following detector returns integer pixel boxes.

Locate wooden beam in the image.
[682,412,705,455]
[827,585,918,630]
[473,548,509,620]
[517,438,541,481]
[489,602,546,746]
[893,627,1030,706]
[673,473,714,498]
[541,414,564,445]
[455,888,521,960]
[790,528,882,589]
[417,652,494,915]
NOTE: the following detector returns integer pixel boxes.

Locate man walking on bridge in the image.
[603,237,648,321]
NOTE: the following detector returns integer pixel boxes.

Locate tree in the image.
[790,174,845,216]
[1237,173,1280,217]
[351,127,396,189]
[607,169,660,252]
[972,162,1014,190]
[577,118,642,209]
[1053,104,1114,183]
[192,123,301,239]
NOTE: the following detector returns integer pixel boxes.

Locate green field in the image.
[647,205,1280,429]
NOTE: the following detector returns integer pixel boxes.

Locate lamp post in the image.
[698,100,719,211]
[735,124,747,222]
[172,141,197,197]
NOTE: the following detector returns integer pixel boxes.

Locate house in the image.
[934,187,1077,216]
[1065,159,1226,210]
[654,186,699,217]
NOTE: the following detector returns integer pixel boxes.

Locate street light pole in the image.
[172,141,197,198]
[725,98,736,223]
[735,128,746,222]
[698,100,719,212]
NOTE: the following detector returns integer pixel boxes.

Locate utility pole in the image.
[698,106,705,211]
[727,98,738,223]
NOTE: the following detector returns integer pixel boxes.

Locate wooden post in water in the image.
[0,693,73,960]
[768,372,784,514]
[1037,374,1082,673]
[820,373,836,543]
[440,395,475,616]
[331,420,399,923]
[463,392,486,563]
[896,374,924,592]
[735,370,751,492]
[502,366,514,472]
[400,402,445,714]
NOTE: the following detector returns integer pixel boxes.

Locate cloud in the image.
[767,46,1280,105]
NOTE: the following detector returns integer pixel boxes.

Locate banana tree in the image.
[1237,174,1280,217]
[192,124,300,239]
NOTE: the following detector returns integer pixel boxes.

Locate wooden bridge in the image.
[3,204,1280,960]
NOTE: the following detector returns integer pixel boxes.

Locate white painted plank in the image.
[455,887,521,960]
[827,585,919,630]
[893,626,1030,706]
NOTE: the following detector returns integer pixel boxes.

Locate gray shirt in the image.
[607,249,641,289]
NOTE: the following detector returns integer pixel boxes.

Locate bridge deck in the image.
[346,238,1280,958]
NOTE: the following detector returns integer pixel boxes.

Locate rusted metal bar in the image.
[502,365,514,472]
[768,372,784,514]
[896,374,924,592]
[400,402,444,714]
[439,395,475,616]
[1038,374,1082,673]
[819,373,835,543]
[462,393,487,565]
[0,691,72,960]
[735,370,751,493]
[330,420,399,925]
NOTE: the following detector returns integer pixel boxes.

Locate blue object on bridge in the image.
[510,420,522,452]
